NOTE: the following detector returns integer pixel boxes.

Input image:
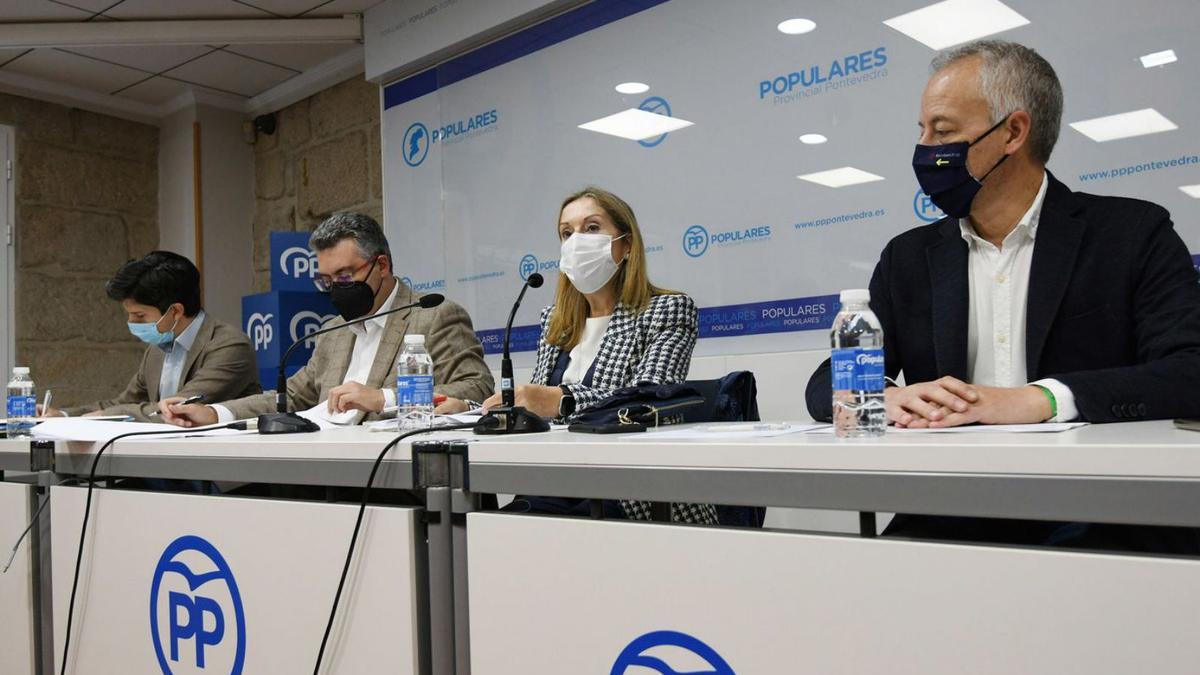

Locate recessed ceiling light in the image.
[1069,108,1178,142]
[797,167,885,188]
[883,0,1029,50]
[615,82,649,94]
[578,108,694,141]
[1140,49,1177,68]
[777,18,816,35]
[799,133,827,144]
[1180,184,1200,199]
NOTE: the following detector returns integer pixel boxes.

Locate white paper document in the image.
[295,401,361,430]
[888,422,1089,434]
[31,418,246,442]
[808,422,1089,434]
[367,413,486,432]
[645,422,831,441]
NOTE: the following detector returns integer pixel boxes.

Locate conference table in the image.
[460,421,1200,674]
[2,420,1198,675]
[2,429,437,675]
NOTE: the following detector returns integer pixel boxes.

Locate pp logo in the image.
[682,225,709,258]
[611,630,734,675]
[403,122,430,167]
[519,254,539,281]
[245,313,274,351]
[913,187,945,223]
[638,96,673,148]
[290,311,336,350]
[150,536,246,675]
[279,246,318,285]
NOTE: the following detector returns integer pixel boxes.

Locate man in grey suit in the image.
[160,212,494,426]
[42,251,260,422]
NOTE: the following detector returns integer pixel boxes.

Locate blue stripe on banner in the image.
[477,324,542,355]
[383,0,671,110]
[476,294,840,354]
[382,68,438,111]
[698,294,840,339]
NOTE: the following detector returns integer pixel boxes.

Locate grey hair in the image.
[308,212,392,262]
[930,39,1063,164]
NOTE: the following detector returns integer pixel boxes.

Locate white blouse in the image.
[561,315,612,385]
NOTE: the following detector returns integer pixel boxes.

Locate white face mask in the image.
[559,233,628,294]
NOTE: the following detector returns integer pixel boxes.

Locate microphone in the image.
[476,273,550,435]
[258,292,446,434]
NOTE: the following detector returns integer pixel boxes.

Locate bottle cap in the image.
[839,289,870,303]
[12,366,29,375]
[403,334,426,345]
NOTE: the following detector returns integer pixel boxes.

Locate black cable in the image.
[59,421,249,675]
[313,418,496,675]
[2,478,78,574]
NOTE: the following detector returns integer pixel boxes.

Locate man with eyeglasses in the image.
[160,212,494,427]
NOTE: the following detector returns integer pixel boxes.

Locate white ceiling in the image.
[0,0,378,111]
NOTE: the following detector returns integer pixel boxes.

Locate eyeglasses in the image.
[314,257,378,292]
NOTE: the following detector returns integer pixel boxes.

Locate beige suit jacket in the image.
[65,316,261,422]
[220,282,494,423]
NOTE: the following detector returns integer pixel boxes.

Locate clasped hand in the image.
[886,376,1052,428]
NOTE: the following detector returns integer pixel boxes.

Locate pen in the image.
[42,389,51,417]
[150,393,206,416]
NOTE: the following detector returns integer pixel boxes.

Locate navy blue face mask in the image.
[912,115,1011,219]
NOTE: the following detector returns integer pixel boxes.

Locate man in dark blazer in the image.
[806,40,1200,551]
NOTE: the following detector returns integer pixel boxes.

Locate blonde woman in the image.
[477,186,715,524]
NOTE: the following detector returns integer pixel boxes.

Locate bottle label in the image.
[7,394,36,419]
[396,375,434,407]
[831,348,885,392]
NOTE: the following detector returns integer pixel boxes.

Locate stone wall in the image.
[1,92,159,408]
[253,76,382,291]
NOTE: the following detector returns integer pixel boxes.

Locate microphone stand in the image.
[258,293,445,434]
[476,275,550,435]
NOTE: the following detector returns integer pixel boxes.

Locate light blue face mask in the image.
[128,310,178,346]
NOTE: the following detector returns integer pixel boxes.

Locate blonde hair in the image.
[547,187,677,350]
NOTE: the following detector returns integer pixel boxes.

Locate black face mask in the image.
[329,257,381,321]
[912,114,1011,219]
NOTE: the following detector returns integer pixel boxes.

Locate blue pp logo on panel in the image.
[683,225,709,258]
[244,312,274,352]
[519,254,539,281]
[289,311,336,350]
[403,122,430,167]
[913,187,945,223]
[611,630,734,674]
[638,96,673,148]
[278,246,318,284]
[150,535,246,674]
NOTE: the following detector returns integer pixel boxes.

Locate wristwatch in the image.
[558,385,576,417]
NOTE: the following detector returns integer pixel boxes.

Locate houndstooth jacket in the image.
[530,292,717,525]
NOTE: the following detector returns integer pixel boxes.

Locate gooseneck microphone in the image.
[257,292,445,434]
[476,273,550,435]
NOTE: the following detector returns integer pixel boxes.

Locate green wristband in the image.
[1033,384,1057,421]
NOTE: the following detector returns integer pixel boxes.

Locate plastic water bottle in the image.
[396,334,434,430]
[831,289,886,438]
[6,367,36,440]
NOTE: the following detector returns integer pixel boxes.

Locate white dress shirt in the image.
[159,310,205,399]
[342,280,400,410]
[214,280,400,422]
[961,172,1076,421]
[562,315,612,385]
